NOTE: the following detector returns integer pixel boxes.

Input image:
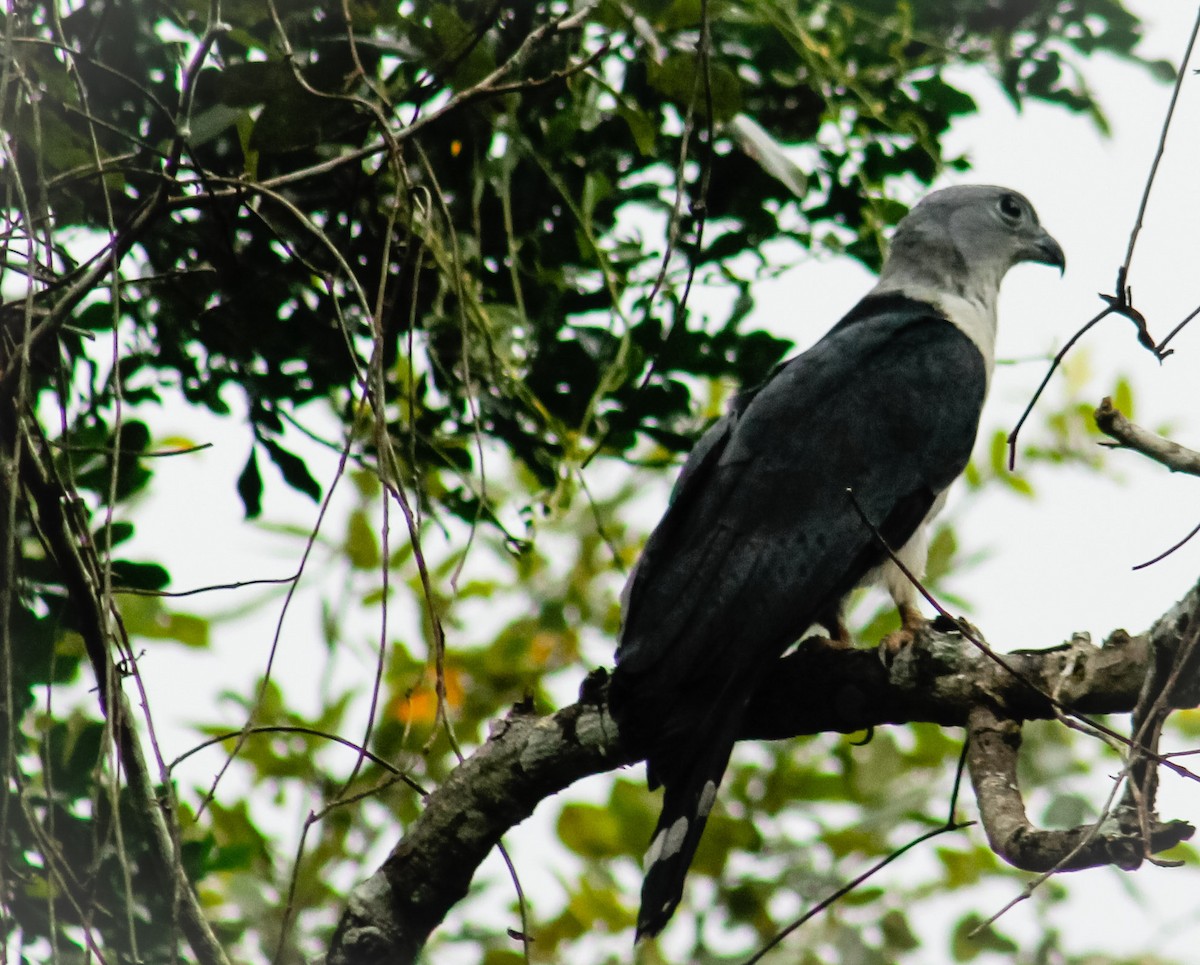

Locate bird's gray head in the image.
[876,185,1065,305]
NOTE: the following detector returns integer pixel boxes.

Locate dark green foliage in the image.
[5,0,1156,519]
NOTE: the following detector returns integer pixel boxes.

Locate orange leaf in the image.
[392,666,465,724]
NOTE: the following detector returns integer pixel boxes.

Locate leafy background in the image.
[3,1,1200,962]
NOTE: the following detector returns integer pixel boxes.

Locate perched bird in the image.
[609,185,1065,939]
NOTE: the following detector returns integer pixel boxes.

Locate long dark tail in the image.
[636,721,740,939]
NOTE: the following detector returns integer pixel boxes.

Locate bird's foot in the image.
[879,626,921,660]
[880,609,971,663]
[879,604,928,662]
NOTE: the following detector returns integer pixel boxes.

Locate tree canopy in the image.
[2,2,1195,963]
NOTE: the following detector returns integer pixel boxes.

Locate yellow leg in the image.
[880,603,928,657]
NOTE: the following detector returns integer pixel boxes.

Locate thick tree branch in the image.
[327,691,631,963]
[1095,396,1200,476]
[328,581,1200,964]
[966,703,1190,873]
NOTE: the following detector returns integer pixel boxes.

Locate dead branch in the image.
[1096,397,1200,476]
[966,703,1190,873]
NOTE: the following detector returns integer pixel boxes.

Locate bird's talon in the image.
[880,604,931,662]
[879,627,917,661]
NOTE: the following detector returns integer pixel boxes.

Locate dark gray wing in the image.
[610,294,987,938]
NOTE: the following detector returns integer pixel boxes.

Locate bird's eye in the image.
[998,194,1023,223]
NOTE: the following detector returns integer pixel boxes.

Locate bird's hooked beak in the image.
[1024,228,1066,275]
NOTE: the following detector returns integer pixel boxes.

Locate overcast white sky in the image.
[116,3,1200,961]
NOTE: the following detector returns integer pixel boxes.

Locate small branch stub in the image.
[1095,397,1200,476]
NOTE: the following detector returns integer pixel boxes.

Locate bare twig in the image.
[1006,275,1170,473]
[743,821,971,964]
[168,725,428,797]
[1120,3,1200,277]
[1095,396,1200,476]
[1094,396,1200,570]
[1155,300,1200,354]
[1008,6,1200,472]
[743,743,973,964]
[1133,519,1200,572]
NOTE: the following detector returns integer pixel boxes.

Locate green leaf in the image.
[881,910,920,951]
[261,437,321,503]
[93,521,135,553]
[647,53,743,121]
[238,449,263,519]
[345,508,380,570]
[1147,58,1180,83]
[1002,472,1035,498]
[616,101,656,156]
[951,914,1018,961]
[46,716,106,798]
[188,102,246,146]
[75,300,116,331]
[426,4,497,89]
[988,428,1008,475]
[557,803,626,858]
[937,846,998,888]
[110,560,170,591]
[1112,376,1135,419]
[821,824,884,858]
[691,811,760,877]
[120,595,210,648]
